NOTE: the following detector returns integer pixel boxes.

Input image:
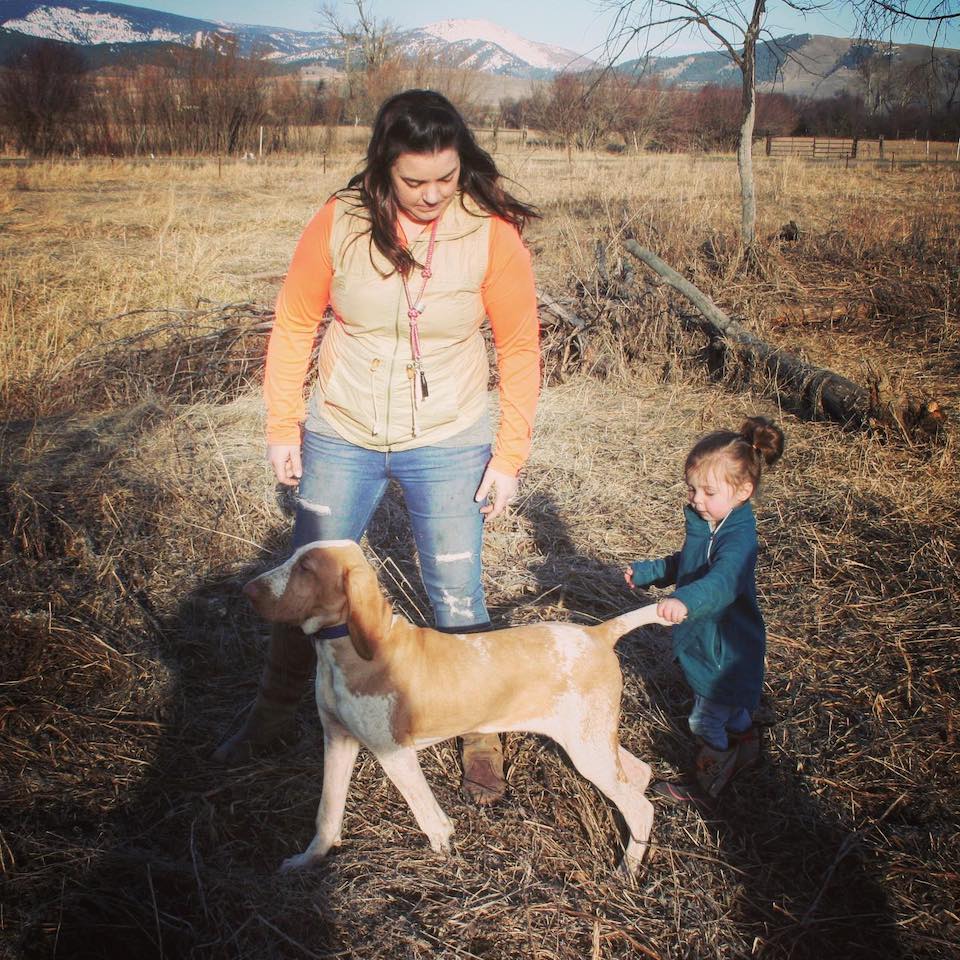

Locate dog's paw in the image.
[279,852,319,874]
[617,848,650,879]
[426,826,454,855]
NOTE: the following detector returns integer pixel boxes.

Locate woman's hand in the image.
[657,597,688,624]
[624,567,635,588]
[475,466,518,521]
[268,443,302,486]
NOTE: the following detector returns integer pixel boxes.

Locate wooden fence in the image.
[764,135,960,163]
[765,136,857,158]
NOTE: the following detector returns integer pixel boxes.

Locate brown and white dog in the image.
[243,539,671,875]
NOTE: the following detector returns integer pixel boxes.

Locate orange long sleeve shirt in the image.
[265,198,540,476]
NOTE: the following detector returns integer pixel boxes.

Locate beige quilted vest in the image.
[307,192,492,450]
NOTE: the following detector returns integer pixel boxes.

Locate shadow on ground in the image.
[0,420,910,959]
[519,488,905,960]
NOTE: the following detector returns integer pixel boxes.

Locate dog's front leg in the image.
[280,714,360,873]
[374,748,454,854]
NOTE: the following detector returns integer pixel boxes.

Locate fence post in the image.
[852,137,858,158]
[766,134,772,156]
[879,134,884,160]
[956,137,959,162]
[259,125,263,160]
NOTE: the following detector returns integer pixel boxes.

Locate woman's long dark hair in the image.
[341,89,539,276]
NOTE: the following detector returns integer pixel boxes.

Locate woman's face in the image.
[390,147,461,225]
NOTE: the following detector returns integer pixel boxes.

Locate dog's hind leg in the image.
[374,747,454,854]
[618,745,653,794]
[280,714,360,873]
[561,736,654,877]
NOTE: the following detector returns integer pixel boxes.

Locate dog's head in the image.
[243,540,392,660]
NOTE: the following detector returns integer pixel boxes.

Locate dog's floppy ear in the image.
[342,556,390,661]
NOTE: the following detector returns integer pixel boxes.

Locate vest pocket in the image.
[318,344,383,438]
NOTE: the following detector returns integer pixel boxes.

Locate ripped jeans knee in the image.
[417,545,488,629]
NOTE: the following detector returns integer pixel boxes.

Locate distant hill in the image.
[620,32,959,99]
[1,1,956,102]
[0,2,593,77]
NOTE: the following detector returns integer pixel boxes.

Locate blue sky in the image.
[115,0,959,57]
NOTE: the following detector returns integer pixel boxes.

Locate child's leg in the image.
[656,698,758,804]
[726,707,752,735]
[687,695,735,750]
[727,708,760,772]
[688,696,750,798]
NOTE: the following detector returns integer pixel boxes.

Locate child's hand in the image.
[657,598,688,624]
[623,567,635,588]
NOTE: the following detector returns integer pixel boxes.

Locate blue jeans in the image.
[293,430,491,630]
[688,695,752,751]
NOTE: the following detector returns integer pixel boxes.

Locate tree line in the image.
[506,63,960,157]
[0,36,956,158]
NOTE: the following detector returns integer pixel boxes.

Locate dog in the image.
[243,539,671,875]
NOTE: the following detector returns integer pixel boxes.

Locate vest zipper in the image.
[406,363,419,437]
[369,358,382,435]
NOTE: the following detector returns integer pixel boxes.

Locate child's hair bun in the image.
[739,417,785,467]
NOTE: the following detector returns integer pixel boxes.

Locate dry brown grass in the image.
[1,145,958,960]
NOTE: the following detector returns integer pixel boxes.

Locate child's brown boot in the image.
[693,739,739,798]
[729,726,760,774]
[212,623,314,763]
[653,730,760,805]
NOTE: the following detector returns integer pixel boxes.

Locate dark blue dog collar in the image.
[312,623,350,640]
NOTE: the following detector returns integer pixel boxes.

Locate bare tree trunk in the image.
[738,0,765,250]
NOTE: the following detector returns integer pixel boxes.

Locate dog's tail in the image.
[593,603,671,646]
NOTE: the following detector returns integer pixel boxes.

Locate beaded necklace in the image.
[400,216,439,407]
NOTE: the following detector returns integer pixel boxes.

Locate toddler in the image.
[625,416,784,803]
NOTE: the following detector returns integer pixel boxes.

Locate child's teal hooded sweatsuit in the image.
[630,501,765,711]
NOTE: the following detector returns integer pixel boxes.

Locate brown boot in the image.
[654,729,760,806]
[651,778,712,808]
[460,733,505,805]
[694,739,739,798]
[729,726,760,774]
[212,623,315,763]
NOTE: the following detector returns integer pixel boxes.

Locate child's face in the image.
[686,467,753,526]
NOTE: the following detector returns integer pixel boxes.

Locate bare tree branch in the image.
[599,0,960,250]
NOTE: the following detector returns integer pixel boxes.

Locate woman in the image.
[215,90,540,805]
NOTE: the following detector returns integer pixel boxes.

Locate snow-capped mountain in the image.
[5,0,952,97]
[0,1,340,59]
[0,1,595,76]
[2,0,211,44]
[409,19,592,74]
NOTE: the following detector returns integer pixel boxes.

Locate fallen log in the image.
[623,240,872,427]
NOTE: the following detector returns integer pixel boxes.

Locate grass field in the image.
[1,144,958,960]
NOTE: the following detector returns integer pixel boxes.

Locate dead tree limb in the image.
[537,291,587,331]
[623,240,871,427]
